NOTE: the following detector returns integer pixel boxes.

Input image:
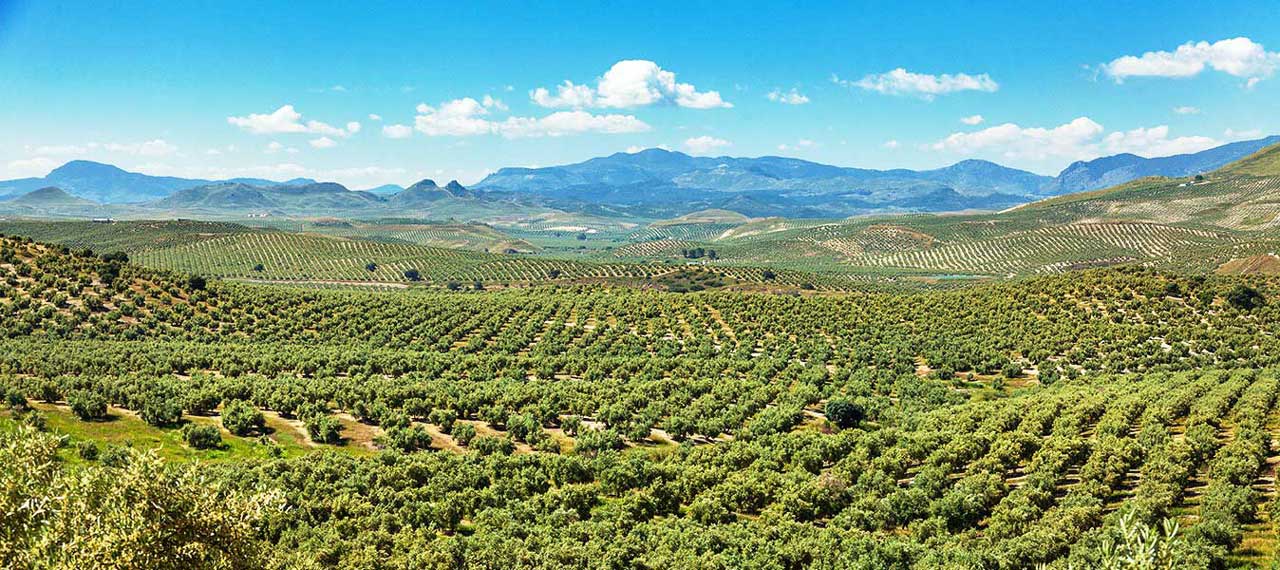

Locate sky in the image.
[1,0,1278,189]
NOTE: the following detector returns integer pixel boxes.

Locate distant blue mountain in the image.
[1045,135,1280,194]
[0,161,322,204]
[362,183,405,196]
[476,148,1051,198]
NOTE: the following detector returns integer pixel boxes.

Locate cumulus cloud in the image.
[228,105,361,137]
[265,141,299,155]
[382,124,413,139]
[835,68,998,100]
[412,96,649,138]
[883,140,901,149]
[531,60,731,109]
[497,111,651,138]
[1101,126,1217,156]
[684,136,731,154]
[1172,106,1200,115]
[928,117,1222,169]
[5,157,59,178]
[1103,37,1280,85]
[767,88,810,105]
[102,139,179,157]
[309,136,337,149]
[368,114,382,121]
[928,117,1105,161]
[960,114,985,125]
[1224,128,1264,141]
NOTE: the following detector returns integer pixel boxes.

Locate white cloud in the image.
[102,139,179,157]
[4,157,58,178]
[30,143,93,156]
[836,68,998,100]
[228,105,361,137]
[205,148,223,156]
[531,60,731,109]
[532,81,597,108]
[368,114,382,121]
[1101,126,1217,156]
[626,144,671,153]
[382,124,413,139]
[264,141,299,155]
[928,117,1105,161]
[883,140,901,149]
[497,111,651,138]
[1224,128,1263,141]
[309,136,337,149]
[1172,106,1200,115]
[777,139,816,152]
[1103,37,1280,85]
[684,136,731,154]
[928,117,1223,169]
[767,88,810,105]
[414,97,502,136]
[413,97,649,138]
[960,114,985,125]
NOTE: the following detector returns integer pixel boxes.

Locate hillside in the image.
[3,234,1280,568]
[1044,135,1280,194]
[5,186,98,208]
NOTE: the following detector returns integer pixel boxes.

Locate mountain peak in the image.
[48,160,127,178]
[8,186,97,207]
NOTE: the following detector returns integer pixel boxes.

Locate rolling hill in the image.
[4,186,98,209]
[1042,135,1280,194]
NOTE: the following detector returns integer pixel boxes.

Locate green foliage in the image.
[1226,284,1264,310]
[305,414,342,444]
[180,423,222,450]
[221,399,265,436]
[140,397,182,427]
[825,398,864,429]
[0,427,276,568]
[67,390,108,421]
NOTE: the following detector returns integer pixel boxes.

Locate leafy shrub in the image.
[222,399,265,436]
[306,415,342,444]
[452,423,477,446]
[181,423,222,450]
[68,390,109,421]
[825,399,865,430]
[141,397,183,427]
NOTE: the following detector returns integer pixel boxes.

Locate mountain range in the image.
[0,160,322,204]
[1,136,1275,219]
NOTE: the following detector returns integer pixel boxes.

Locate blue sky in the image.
[1,0,1278,188]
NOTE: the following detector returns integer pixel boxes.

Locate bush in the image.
[452,423,477,446]
[187,275,207,291]
[403,269,421,281]
[825,399,865,430]
[4,386,28,411]
[1226,285,1264,311]
[379,425,432,452]
[574,428,623,456]
[1001,362,1023,379]
[181,424,222,450]
[76,440,99,461]
[141,397,183,427]
[471,435,514,456]
[68,390,109,421]
[221,399,265,436]
[306,415,342,444]
[429,408,457,433]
